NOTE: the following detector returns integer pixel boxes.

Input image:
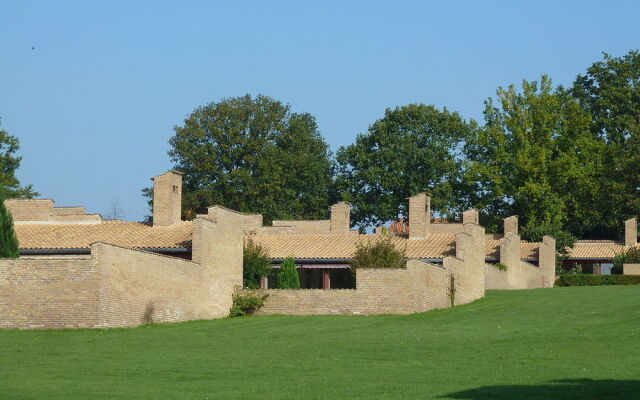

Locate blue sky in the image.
[1,1,639,221]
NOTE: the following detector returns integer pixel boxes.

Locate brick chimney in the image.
[330,202,350,233]
[151,171,182,226]
[462,208,479,225]
[504,215,518,234]
[625,217,637,247]
[408,193,430,239]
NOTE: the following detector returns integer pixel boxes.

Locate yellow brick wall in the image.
[255,259,449,315]
[486,232,556,290]
[1,209,244,330]
[94,243,219,328]
[0,257,99,329]
[623,263,640,275]
[256,224,486,316]
[4,199,54,221]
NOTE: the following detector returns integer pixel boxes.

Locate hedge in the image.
[555,274,640,287]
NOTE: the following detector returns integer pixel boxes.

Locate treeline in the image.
[166,50,640,244]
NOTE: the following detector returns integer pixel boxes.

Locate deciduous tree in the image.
[166,94,334,223]
[463,76,600,243]
[572,50,640,238]
[335,104,475,229]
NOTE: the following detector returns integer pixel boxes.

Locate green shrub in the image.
[350,236,406,269]
[493,263,508,271]
[243,238,272,288]
[555,274,640,287]
[612,247,640,274]
[229,289,269,317]
[277,257,300,289]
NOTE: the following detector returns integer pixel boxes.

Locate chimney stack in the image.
[625,217,637,247]
[151,171,182,226]
[330,202,350,233]
[462,208,479,225]
[409,193,430,239]
[504,215,518,235]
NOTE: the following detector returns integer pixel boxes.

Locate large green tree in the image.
[0,121,37,198]
[572,50,640,238]
[335,104,475,229]
[167,94,333,223]
[463,76,600,248]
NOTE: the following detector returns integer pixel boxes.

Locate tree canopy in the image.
[168,94,334,223]
[335,104,475,230]
[572,51,640,238]
[150,50,640,244]
[463,76,601,243]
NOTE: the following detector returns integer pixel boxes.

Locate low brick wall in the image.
[94,243,222,328]
[486,233,556,290]
[256,224,487,316]
[0,257,99,329]
[255,259,449,315]
[624,263,640,275]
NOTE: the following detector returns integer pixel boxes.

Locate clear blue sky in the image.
[1,1,639,221]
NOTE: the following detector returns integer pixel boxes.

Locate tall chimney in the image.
[330,202,350,233]
[462,208,479,225]
[409,193,430,239]
[504,215,518,234]
[625,217,637,247]
[151,171,182,226]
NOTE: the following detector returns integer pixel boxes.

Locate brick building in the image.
[2,171,556,328]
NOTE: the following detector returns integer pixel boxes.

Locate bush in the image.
[612,247,640,274]
[229,289,269,317]
[493,263,508,271]
[350,236,406,269]
[0,193,19,258]
[277,257,300,289]
[243,238,272,288]
[555,274,640,287]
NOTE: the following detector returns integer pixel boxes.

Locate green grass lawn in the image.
[1,286,639,399]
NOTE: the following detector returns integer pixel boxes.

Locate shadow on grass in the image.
[443,379,639,400]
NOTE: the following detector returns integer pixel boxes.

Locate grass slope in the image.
[1,286,639,399]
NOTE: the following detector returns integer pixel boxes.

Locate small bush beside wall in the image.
[277,257,300,289]
[230,289,269,317]
[243,238,272,288]
[351,236,406,269]
[492,263,508,271]
[555,274,640,287]
[612,247,640,274]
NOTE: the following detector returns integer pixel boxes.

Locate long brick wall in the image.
[0,207,244,330]
[255,223,486,316]
[255,259,449,315]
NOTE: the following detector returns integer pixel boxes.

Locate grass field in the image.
[1,286,639,399]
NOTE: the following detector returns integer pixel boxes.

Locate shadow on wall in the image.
[442,379,640,400]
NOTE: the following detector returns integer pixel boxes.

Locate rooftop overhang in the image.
[19,247,190,255]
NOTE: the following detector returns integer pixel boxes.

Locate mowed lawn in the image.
[1,286,639,399]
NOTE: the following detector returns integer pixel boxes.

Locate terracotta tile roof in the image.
[565,240,624,259]
[251,233,542,260]
[250,233,455,259]
[15,220,193,250]
[485,240,540,260]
